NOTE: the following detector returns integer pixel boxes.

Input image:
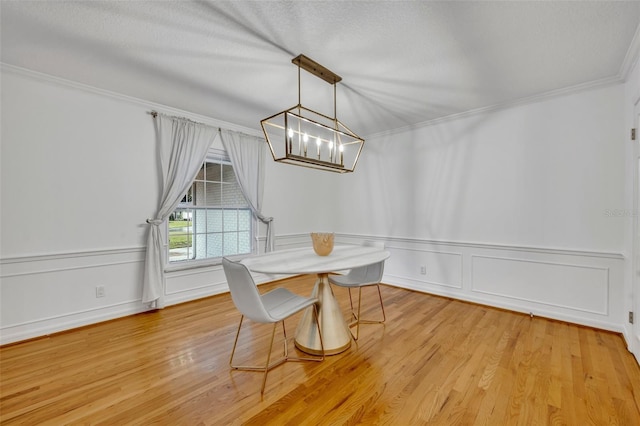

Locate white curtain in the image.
[142,114,217,307]
[220,129,274,253]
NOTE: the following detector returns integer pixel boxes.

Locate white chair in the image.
[328,241,386,340]
[222,257,324,395]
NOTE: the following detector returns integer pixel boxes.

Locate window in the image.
[168,156,252,263]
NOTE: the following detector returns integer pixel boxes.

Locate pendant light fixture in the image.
[260,54,364,173]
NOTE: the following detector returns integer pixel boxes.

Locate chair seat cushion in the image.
[328,274,378,288]
[261,288,317,321]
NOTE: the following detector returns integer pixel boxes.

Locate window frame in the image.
[164,149,256,270]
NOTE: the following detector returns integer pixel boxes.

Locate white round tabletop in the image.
[240,245,390,275]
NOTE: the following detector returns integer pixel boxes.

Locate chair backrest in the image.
[363,240,385,249]
[222,257,273,323]
[347,241,385,284]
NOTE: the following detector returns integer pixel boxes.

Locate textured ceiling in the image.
[2,1,639,136]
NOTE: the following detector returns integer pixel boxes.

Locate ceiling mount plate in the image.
[292,54,342,84]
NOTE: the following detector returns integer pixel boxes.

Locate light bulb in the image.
[339,144,344,152]
[329,141,334,150]
[316,137,321,147]
[303,133,309,143]
[288,128,294,138]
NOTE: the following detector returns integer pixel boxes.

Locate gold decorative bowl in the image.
[311,232,334,256]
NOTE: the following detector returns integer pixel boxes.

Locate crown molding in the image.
[366,75,623,140]
[0,63,263,138]
[2,59,628,144]
[619,22,640,82]
[370,23,640,140]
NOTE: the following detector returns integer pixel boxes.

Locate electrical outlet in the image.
[96,285,105,298]
[420,266,426,275]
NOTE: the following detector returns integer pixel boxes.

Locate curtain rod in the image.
[148,110,216,129]
[148,110,263,138]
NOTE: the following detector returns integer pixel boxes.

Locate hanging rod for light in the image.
[292,54,342,84]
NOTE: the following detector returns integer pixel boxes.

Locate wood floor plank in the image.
[1,275,639,425]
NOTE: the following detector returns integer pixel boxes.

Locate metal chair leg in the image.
[282,321,288,358]
[356,284,386,325]
[376,284,386,323]
[229,315,245,368]
[260,323,279,394]
[313,304,325,360]
[345,284,386,341]
[347,288,356,321]
[230,309,324,395]
[355,287,362,340]
[230,316,286,372]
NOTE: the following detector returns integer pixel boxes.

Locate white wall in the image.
[261,157,338,245]
[333,83,627,332]
[0,63,632,344]
[0,67,326,343]
[1,68,158,343]
[336,85,625,250]
[1,72,158,256]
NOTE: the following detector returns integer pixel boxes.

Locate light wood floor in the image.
[2,275,640,425]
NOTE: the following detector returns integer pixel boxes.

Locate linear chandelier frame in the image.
[260,54,365,173]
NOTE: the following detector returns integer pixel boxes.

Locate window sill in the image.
[164,258,222,273]
[164,253,250,273]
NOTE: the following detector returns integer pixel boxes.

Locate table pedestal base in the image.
[295,273,351,355]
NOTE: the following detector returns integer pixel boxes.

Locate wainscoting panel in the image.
[0,247,147,345]
[471,255,609,315]
[0,234,627,345]
[335,233,625,333]
[165,266,228,305]
[384,247,463,289]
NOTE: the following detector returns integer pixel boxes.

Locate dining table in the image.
[241,244,391,355]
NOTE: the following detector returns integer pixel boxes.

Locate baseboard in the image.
[387,278,622,334]
[0,300,148,345]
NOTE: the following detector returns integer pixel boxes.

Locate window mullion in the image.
[167,158,252,264]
